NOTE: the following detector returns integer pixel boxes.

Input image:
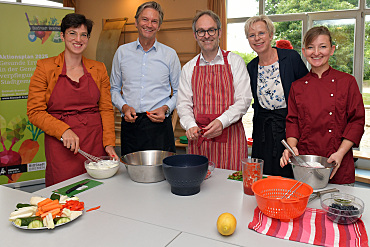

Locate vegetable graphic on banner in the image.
[0,118,44,183]
[25,13,62,44]
[0,115,27,181]
[18,121,44,165]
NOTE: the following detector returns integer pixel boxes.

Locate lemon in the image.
[217,213,237,236]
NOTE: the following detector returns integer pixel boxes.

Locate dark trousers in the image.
[121,113,176,156]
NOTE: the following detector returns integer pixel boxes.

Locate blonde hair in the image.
[244,15,275,38]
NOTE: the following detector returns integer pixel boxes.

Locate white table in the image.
[2,164,370,247]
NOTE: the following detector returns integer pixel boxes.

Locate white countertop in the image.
[2,164,369,247]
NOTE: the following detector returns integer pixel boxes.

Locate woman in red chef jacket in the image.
[280,26,365,185]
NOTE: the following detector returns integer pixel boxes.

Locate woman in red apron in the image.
[188,50,247,171]
[27,14,117,186]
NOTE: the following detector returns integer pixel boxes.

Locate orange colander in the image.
[252,176,313,220]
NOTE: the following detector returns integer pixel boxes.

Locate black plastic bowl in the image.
[162,154,209,196]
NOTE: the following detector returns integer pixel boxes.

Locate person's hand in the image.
[327,152,344,179]
[186,126,202,141]
[203,119,223,139]
[61,129,80,154]
[146,105,167,123]
[280,147,299,167]
[105,146,119,160]
[122,104,138,123]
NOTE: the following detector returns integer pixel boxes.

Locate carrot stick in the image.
[37,198,52,207]
[86,206,100,212]
[41,203,62,212]
[41,208,60,218]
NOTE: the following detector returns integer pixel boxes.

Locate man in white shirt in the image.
[176,10,252,170]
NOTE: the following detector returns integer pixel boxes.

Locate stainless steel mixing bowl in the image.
[121,150,176,183]
[289,155,336,190]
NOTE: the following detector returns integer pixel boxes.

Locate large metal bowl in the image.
[121,150,176,183]
[290,155,336,190]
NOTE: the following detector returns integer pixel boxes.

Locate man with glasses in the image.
[176,10,253,171]
[110,1,181,156]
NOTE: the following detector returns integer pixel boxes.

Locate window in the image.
[227,0,370,153]
[265,0,358,15]
[22,0,63,7]
[274,20,303,55]
[227,0,258,18]
[1,0,63,7]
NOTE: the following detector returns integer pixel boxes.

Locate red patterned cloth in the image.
[249,207,368,247]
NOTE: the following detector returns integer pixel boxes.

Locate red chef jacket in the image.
[286,67,365,184]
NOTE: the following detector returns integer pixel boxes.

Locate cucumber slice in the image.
[28,220,44,229]
[14,217,40,226]
[50,193,60,201]
[55,217,71,225]
[16,203,32,209]
[14,219,22,227]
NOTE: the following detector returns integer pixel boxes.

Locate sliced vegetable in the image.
[28,219,43,229]
[43,213,55,229]
[70,211,83,220]
[86,206,100,212]
[54,217,71,225]
[50,193,60,201]
[40,208,60,219]
[9,206,37,221]
[14,216,41,226]
[62,200,84,211]
[37,198,52,207]
[30,196,45,206]
[16,203,32,209]
[40,200,61,212]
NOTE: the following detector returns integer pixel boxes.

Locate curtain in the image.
[63,0,75,8]
[207,0,227,50]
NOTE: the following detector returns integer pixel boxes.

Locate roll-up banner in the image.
[0,2,73,185]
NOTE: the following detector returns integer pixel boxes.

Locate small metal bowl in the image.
[289,155,336,190]
[121,150,176,183]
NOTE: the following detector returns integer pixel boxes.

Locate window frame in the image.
[227,0,370,91]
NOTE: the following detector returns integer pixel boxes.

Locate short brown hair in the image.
[244,15,275,38]
[135,1,164,26]
[303,26,333,48]
[192,10,221,33]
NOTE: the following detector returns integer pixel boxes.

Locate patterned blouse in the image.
[257,61,286,110]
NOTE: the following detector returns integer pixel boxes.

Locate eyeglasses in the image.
[66,31,90,41]
[195,28,219,37]
[247,32,267,39]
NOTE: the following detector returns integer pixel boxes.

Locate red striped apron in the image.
[44,60,106,186]
[189,50,247,171]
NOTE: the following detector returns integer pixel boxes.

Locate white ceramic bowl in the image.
[84,156,119,179]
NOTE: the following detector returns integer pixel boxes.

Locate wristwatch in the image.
[165,106,171,115]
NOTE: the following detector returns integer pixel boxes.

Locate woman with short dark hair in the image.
[27,13,118,186]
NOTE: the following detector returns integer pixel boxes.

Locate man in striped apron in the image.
[177,10,253,171]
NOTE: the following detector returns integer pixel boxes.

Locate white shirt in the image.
[177,48,252,130]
